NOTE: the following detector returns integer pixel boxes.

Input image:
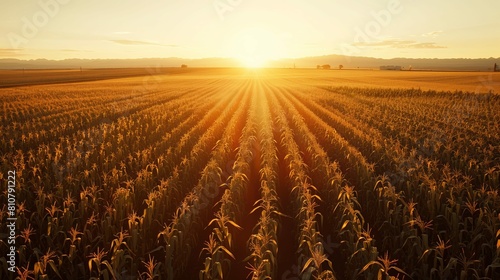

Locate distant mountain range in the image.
[1,55,499,71]
[273,55,499,71]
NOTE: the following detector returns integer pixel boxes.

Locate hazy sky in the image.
[1,0,499,65]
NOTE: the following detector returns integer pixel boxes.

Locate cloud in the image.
[110,39,178,47]
[352,40,413,47]
[404,42,447,49]
[352,40,446,49]
[0,48,24,57]
[60,49,87,52]
[422,31,443,37]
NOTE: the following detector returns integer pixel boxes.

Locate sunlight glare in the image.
[231,27,284,68]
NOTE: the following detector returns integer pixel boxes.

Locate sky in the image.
[1,0,499,66]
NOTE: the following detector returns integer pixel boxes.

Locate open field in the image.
[1,68,500,279]
[0,68,199,89]
[1,68,500,92]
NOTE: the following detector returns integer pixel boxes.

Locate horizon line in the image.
[2,54,500,62]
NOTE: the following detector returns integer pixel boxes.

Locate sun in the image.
[231,27,284,68]
[240,55,267,68]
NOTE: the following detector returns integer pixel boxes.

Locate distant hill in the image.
[270,55,500,71]
[0,55,498,71]
[0,57,239,70]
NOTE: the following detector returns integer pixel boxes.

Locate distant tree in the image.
[181,64,188,68]
[338,64,343,70]
[322,64,331,70]
[495,63,498,72]
[317,65,321,69]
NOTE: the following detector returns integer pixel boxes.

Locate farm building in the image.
[380,65,402,70]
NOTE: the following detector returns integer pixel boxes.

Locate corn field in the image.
[1,69,499,279]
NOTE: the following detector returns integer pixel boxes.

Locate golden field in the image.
[0,68,499,280]
[1,68,499,92]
